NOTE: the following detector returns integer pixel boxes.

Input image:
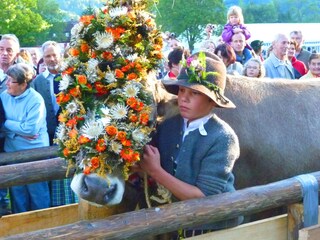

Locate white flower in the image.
[126,53,138,62]
[94,32,114,50]
[66,101,79,115]
[110,140,122,154]
[132,128,145,143]
[109,103,128,120]
[55,124,67,141]
[88,58,99,70]
[59,75,71,91]
[190,59,200,68]
[105,72,116,83]
[109,6,128,18]
[71,23,84,37]
[80,120,104,140]
[100,106,110,116]
[123,83,140,97]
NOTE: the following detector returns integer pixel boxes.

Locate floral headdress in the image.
[162,52,236,108]
[54,0,163,180]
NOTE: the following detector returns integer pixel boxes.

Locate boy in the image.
[138,52,242,237]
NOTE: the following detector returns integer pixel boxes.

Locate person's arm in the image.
[140,144,205,201]
[221,24,234,43]
[4,97,45,138]
[240,24,251,40]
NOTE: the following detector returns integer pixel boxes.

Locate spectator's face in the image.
[231,33,245,54]
[43,45,61,73]
[287,44,296,59]
[246,61,260,78]
[229,15,239,25]
[290,33,303,48]
[309,58,320,76]
[30,49,39,66]
[0,39,19,67]
[5,75,26,96]
[273,35,289,59]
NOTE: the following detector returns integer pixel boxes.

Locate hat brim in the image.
[162,79,236,109]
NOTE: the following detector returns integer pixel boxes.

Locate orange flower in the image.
[78,135,90,144]
[106,27,125,40]
[140,113,149,125]
[126,97,137,108]
[58,113,67,123]
[115,69,124,79]
[120,148,134,162]
[66,118,77,128]
[121,139,131,147]
[80,43,89,53]
[121,64,131,72]
[69,87,80,97]
[102,51,113,60]
[63,93,71,103]
[90,157,100,169]
[84,166,91,174]
[91,51,97,58]
[132,151,140,162]
[68,128,78,138]
[69,48,80,57]
[94,81,108,95]
[63,148,70,157]
[117,131,126,141]
[129,114,138,122]
[77,75,87,85]
[127,72,138,80]
[80,15,95,25]
[63,67,74,75]
[96,138,106,152]
[134,101,144,112]
[106,125,118,136]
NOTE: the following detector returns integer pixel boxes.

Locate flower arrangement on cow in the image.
[54,0,163,205]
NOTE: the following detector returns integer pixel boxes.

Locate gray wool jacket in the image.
[151,114,242,230]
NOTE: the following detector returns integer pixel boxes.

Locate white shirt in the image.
[182,113,213,141]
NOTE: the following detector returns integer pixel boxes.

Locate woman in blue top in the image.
[0,63,50,213]
[136,52,242,237]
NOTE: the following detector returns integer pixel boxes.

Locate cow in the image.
[71,76,320,206]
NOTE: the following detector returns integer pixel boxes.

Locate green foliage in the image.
[242,0,320,23]
[0,0,50,46]
[154,0,226,52]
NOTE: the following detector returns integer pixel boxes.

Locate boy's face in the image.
[177,86,215,122]
[229,15,239,25]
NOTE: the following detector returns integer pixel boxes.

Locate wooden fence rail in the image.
[5,171,320,240]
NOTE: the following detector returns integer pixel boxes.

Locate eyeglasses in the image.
[6,78,19,84]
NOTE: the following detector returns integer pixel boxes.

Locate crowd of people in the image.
[0,34,77,215]
[162,5,320,80]
[0,3,320,238]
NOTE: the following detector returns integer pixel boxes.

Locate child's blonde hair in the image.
[227,5,244,25]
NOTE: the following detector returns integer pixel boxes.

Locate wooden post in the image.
[287,203,304,240]
[78,199,130,220]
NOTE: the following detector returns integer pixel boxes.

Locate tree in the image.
[0,0,50,46]
[154,0,226,52]
[242,3,278,23]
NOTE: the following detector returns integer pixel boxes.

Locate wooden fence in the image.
[0,147,319,239]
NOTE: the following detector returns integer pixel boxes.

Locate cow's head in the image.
[54,1,163,206]
[71,172,125,206]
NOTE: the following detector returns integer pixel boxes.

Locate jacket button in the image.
[176,144,179,148]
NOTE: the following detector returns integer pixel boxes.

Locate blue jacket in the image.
[0,88,49,152]
[151,114,242,230]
